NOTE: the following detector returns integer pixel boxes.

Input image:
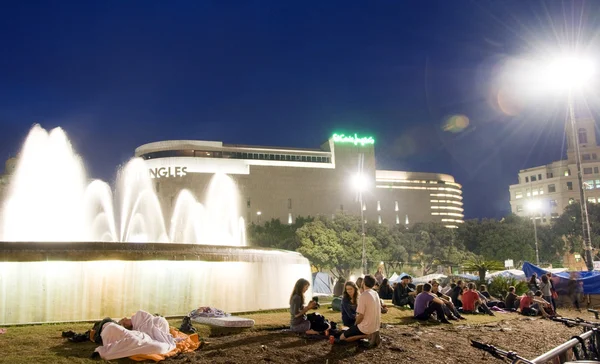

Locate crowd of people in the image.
[290,268,586,347]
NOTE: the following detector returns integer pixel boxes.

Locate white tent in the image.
[388,272,399,282]
[412,273,447,284]
[487,269,526,280]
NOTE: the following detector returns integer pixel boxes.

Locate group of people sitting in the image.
[290,275,382,345]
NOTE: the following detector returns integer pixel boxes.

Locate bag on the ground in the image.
[331,297,342,312]
[306,313,330,332]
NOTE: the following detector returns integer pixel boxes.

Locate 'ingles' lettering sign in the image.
[332,133,375,146]
[149,166,188,178]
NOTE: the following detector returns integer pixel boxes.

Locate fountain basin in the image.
[0,242,312,325]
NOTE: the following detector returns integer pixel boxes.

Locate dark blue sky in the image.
[1,1,600,219]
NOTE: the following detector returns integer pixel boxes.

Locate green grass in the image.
[0,303,512,364]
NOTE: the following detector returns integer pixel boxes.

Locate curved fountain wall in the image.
[0,126,313,324]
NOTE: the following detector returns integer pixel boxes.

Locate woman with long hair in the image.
[539,274,553,310]
[341,281,359,327]
[379,278,393,299]
[355,277,364,294]
[289,278,319,335]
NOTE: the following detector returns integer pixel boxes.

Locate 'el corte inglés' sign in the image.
[332,133,375,146]
[149,166,188,178]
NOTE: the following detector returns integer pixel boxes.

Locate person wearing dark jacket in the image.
[392,275,415,308]
[341,281,359,326]
[378,278,394,300]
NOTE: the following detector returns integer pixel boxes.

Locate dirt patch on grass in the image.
[166,317,580,364]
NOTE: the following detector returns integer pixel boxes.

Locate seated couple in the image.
[458,283,495,316]
[519,291,554,318]
[341,279,387,328]
[95,310,177,360]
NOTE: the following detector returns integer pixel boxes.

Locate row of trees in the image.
[247,202,600,279]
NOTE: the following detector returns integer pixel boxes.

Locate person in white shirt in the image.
[338,274,381,346]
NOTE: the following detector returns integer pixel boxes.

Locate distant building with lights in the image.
[135,133,465,228]
[509,113,600,223]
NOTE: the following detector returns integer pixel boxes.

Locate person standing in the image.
[338,274,382,346]
[568,272,582,311]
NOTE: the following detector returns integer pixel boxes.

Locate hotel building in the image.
[509,114,600,223]
[135,133,465,228]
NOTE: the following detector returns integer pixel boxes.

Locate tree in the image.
[247,216,313,250]
[462,258,505,283]
[552,203,600,258]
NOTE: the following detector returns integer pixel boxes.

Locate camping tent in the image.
[312,272,332,296]
[522,261,600,295]
[412,273,447,284]
[388,272,399,283]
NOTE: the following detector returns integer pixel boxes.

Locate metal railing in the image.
[530,329,595,363]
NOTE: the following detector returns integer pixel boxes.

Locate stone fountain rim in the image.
[0,241,307,263]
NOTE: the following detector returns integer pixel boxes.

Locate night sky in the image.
[1,1,600,219]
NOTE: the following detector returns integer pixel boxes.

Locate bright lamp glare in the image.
[526,200,542,212]
[352,174,368,192]
[543,56,595,90]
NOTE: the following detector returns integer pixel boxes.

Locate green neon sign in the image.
[332,133,375,146]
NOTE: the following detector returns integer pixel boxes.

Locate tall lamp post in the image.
[544,57,595,271]
[353,173,368,274]
[526,200,541,265]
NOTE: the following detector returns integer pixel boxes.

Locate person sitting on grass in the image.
[431,280,465,320]
[392,275,416,308]
[533,291,555,317]
[519,291,551,318]
[379,278,394,300]
[505,286,519,311]
[338,274,382,346]
[414,283,451,324]
[289,278,321,335]
[449,281,464,309]
[478,285,505,308]
[461,283,494,316]
[341,281,359,327]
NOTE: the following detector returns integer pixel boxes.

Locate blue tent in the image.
[312,272,332,295]
[522,261,600,295]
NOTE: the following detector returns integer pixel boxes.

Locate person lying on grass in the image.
[94,310,176,360]
[337,274,381,346]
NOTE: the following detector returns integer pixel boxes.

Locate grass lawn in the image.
[0,302,514,364]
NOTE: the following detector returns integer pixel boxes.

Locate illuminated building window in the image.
[362,203,366,211]
[288,213,293,224]
[569,198,575,205]
[405,215,409,225]
[515,192,523,199]
[585,180,595,190]
[579,128,588,144]
[396,214,400,224]
[394,201,399,211]
[377,201,381,211]
[588,198,597,204]
[378,215,382,224]
[565,170,571,176]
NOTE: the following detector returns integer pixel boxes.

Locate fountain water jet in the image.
[0,125,311,324]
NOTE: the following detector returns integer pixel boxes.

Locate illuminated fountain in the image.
[0,125,311,324]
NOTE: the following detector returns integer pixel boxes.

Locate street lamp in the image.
[540,55,595,271]
[353,173,368,274]
[526,199,541,265]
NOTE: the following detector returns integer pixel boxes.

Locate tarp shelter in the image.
[487,270,526,280]
[388,273,399,282]
[453,273,479,281]
[522,261,600,295]
[312,272,332,296]
[412,273,447,284]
